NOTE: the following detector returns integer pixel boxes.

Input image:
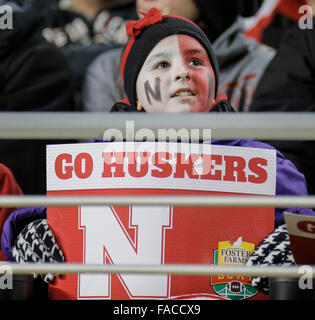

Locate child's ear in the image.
[137,100,144,111]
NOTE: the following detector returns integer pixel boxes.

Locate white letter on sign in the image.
[79,205,172,299]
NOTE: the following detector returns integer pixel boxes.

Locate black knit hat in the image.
[120,7,220,107]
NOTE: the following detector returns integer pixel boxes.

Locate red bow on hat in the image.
[126,7,163,37]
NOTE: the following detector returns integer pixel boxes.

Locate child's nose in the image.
[174,66,190,81]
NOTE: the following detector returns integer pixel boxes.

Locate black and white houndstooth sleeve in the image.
[12,219,65,283]
[246,224,295,293]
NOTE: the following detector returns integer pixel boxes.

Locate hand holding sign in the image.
[246,224,295,293]
[12,218,64,284]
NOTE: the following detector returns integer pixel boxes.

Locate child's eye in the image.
[189,59,203,67]
[155,61,170,69]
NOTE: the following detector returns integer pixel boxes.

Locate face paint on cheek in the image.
[176,35,216,112]
[207,65,216,109]
[192,73,209,111]
[144,77,161,105]
[207,74,211,100]
[185,71,215,112]
[207,72,215,102]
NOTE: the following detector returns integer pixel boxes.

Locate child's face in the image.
[136,34,216,113]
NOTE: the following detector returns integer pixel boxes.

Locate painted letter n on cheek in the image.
[145,77,162,105]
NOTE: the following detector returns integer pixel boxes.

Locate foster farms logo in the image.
[210,237,258,300]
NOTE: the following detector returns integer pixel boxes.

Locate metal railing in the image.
[1,262,314,278]
[0,195,314,208]
[0,112,315,140]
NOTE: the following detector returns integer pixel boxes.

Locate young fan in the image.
[83,0,274,112]
[2,8,314,295]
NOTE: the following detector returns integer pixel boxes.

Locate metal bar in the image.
[0,112,314,140]
[1,263,314,278]
[0,195,314,208]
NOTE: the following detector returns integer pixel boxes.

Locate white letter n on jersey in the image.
[78,205,173,299]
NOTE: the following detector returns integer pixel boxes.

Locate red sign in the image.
[285,212,315,265]
[47,142,275,300]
